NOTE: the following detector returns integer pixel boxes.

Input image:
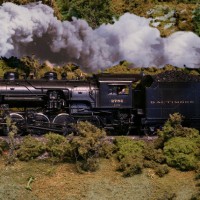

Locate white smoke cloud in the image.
[164,32,200,68]
[0,2,200,71]
[96,14,164,67]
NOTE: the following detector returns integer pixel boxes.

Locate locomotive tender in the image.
[0,70,200,135]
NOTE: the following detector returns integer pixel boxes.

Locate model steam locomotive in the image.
[0,70,200,135]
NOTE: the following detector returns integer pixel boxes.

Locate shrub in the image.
[164,137,199,171]
[143,160,158,169]
[76,157,100,172]
[98,140,117,159]
[117,156,143,177]
[157,113,200,142]
[195,163,200,180]
[16,135,45,161]
[5,116,18,165]
[153,136,165,149]
[114,136,145,161]
[155,165,169,177]
[45,132,72,162]
[71,122,105,158]
[70,121,107,172]
[190,192,200,200]
[143,144,166,164]
[113,137,146,177]
[193,7,200,37]
[0,138,9,152]
[157,113,182,140]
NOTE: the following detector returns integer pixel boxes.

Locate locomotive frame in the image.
[0,72,141,135]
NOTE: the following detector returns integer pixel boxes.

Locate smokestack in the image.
[0,2,200,72]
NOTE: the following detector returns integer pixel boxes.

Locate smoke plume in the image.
[0,2,200,71]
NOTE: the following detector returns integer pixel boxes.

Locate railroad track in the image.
[0,134,158,143]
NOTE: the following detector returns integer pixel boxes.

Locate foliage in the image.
[16,135,45,161]
[193,7,200,36]
[117,156,143,177]
[70,121,106,159]
[0,138,9,153]
[148,5,177,33]
[157,113,200,142]
[45,132,72,162]
[56,0,114,28]
[191,192,200,200]
[0,56,41,78]
[0,138,9,156]
[1,56,32,77]
[143,159,158,168]
[110,0,152,20]
[155,164,169,177]
[76,157,100,172]
[195,163,200,180]
[0,60,10,77]
[153,113,200,171]
[164,137,199,170]
[0,56,88,81]
[190,192,200,200]
[153,136,166,149]
[103,61,142,74]
[104,63,200,77]
[113,136,145,161]
[4,116,19,164]
[114,137,145,177]
[69,121,107,172]
[98,140,117,159]
[44,124,113,171]
[143,143,166,164]
[176,0,199,3]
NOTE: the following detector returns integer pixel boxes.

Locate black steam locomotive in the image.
[0,70,200,135]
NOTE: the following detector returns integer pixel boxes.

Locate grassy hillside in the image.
[0,158,197,200]
[1,117,200,199]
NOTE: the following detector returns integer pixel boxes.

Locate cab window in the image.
[108,85,129,95]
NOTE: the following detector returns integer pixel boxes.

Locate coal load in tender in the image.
[153,70,200,82]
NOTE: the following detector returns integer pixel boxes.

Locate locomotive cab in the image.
[97,74,141,109]
[99,82,132,108]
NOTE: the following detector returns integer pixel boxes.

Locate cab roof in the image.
[96,73,142,82]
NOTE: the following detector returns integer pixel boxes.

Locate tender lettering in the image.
[150,100,195,104]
